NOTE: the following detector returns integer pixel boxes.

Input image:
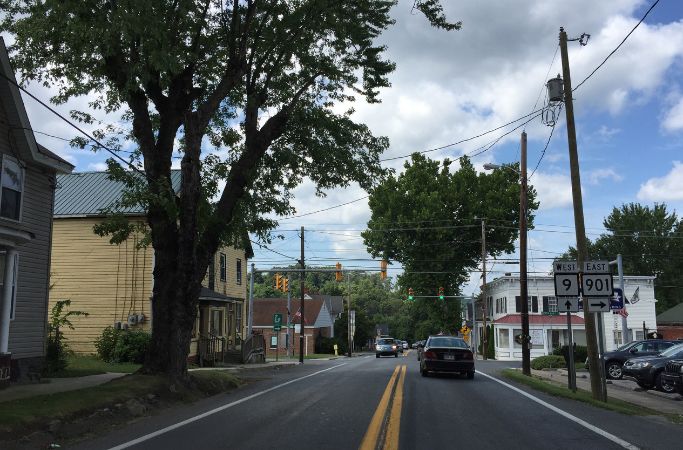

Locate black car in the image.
[661,359,683,395]
[622,343,683,393]
[587,339,678,379]
[419,335,475,379]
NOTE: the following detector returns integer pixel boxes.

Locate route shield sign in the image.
[554,273,580,297]
[558,297,579,313]
[582,273,614,297]
[273,313,283,331]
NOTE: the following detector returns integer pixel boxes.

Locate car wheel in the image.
[421,366,428,377]
[376,354,380,358]
[394,353,398,358]
[655,372,676,394]
[605,361,623,379]
[467,371,475,379]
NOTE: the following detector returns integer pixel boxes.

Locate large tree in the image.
[562,203,683,314]
[362,154,538,333]
[2,1,460,379]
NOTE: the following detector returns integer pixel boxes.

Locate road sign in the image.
[273,313,283,331]
[586,298,610,312]
[583,260,609,273]
[542,311,560,316]
[582,273,613,297]
[554,273,580,297]
[558,297,579,313]
[610,288,624,310]
[554,260,578,273]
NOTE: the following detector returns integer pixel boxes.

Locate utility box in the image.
[546,75,564,102]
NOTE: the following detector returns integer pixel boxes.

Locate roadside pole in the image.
[299,226,305,364]
[520,131,530,376]
[559,27,605,401]
[566,310,576,392]
[248,263,255,336]
[481,219,488,360]
[618,254,629,343]
[347,272,352,358]
[287,278,292,358]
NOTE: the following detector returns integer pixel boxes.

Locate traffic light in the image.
[379,260,388,280]
[408,288,414,301]
[335,262,343,282]
[283,278,289,292]
[438,287,445,300]
[275,273,284,291]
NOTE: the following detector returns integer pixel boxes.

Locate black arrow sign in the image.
[564,300,572,309]
[590,301,607,309]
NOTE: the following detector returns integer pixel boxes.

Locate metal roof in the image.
[54,171,182,217]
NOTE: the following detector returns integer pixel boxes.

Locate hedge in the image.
[531,355,566,370]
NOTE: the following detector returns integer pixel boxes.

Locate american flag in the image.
[617,308,629,318]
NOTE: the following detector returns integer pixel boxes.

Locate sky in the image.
[6,0,683,296]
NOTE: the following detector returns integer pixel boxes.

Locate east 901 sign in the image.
[554,273,579,297]
[582,273,613,297]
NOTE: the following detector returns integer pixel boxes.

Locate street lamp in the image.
[483,132,531,376]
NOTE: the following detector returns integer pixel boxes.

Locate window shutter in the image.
[542,296,549,313]
[532,296,538,313]
[515,296,521,313]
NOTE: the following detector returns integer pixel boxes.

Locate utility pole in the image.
[287,276,292,358]
[559,27,605,401]
[347,272,352,358]
[520,131,530,376]
[248,263,255,336]
[481,219,488,360]
[299,226,305,364]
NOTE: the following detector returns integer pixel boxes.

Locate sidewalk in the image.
[0,373,127,403]
[530,368,683,415]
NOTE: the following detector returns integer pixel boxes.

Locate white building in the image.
[477,275,658,361]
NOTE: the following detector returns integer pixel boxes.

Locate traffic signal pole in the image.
[559,27,605,401]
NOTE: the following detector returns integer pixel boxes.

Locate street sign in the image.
[583,260,609,273]
[558,297,579,313]
[554,260,578,273]
[542,311,560,316]
[586,298,610,312]
[554,273,580,297]
[582,273,613,297]
[610,288,624,310]
[273,313,283,331]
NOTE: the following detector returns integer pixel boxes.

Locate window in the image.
[210,309,224,336]
[236,304,242,336]
[236,258,242,285]
[613,329,623,346]
[219,253,227,282]
[515,296,539,313]
[542,296,558,313]
[0,157,24,221]
[498,329,509,348]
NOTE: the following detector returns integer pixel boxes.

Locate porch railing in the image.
[198,332,225,367]
[241,334,265,364]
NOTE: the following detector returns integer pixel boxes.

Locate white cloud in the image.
[587,168,623,185]
[530,172,574,210]
[87,162,108,171]
[662,97,683,132]
[637,161,683,201]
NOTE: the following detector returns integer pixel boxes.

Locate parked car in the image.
[585,339,678,379]
[419,335,475,379]
[661,359,683,395]
[376,337,399,358]
[402,341,409,350]
[623,343,683,393]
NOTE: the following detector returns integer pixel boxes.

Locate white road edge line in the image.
[107,363,348,450]
[476,371,639,450]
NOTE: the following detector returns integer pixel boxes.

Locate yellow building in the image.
[49,171,252,364]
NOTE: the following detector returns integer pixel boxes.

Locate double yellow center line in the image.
[359,365,407,450]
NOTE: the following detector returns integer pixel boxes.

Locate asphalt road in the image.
[73,352,683,450]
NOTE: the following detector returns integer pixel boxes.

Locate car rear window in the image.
[377,339,394,345]
[428,337,468,348]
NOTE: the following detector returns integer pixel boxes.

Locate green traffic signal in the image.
[439,295,444,300]
[408,295,414,301]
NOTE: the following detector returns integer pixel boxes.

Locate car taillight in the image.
[423,350,437,360]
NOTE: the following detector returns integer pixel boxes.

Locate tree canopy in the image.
[362,154,538,333]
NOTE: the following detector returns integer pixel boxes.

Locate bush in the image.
[531,355,566,370]
[552,344,588,366]
[315,336,345,354]
[44,300,88,375]
[95,327,150,363]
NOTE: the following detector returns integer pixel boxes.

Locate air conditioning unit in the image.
[127,315,138,326]
[114,321,122,330]
[121,323,129,330]
[137,314,146,323]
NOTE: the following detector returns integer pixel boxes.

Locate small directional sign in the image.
[558,297,579,313]
[610,288,624,310]
[554,260,578,273]
[583,260,609,273]
[554,273,580,297]
[273,313,283,331]
[587,298,610,312]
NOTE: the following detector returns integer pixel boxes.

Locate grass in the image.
[49,355,142,378]
[501,369,658,417]
[0,370,242,433]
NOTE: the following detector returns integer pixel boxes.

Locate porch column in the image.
[0,249,17,353]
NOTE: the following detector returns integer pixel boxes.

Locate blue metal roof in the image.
[54,171,182,217]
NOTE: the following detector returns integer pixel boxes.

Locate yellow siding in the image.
[50,217,249,354]
[50,218,153,353]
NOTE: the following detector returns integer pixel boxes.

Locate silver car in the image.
[376,338,399,358]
